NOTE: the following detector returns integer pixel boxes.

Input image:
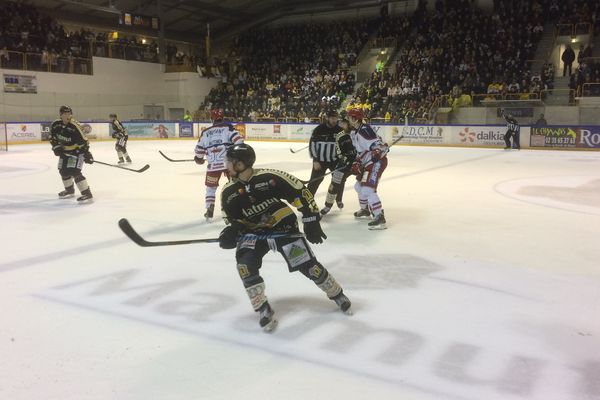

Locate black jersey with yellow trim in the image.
[221,168,320,234]
[111,119,128,137]
[50,119,89,152]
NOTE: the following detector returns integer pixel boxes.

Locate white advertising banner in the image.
[286,123,318,141]
[451,125,508,147]
[79,122,111,140]
[390,125,448,145]
[6,123,41,142]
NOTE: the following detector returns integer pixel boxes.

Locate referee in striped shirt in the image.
[307,110,343,199]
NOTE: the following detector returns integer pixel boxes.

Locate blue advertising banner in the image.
[179,122,193,138]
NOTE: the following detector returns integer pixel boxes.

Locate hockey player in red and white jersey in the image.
[194,108,244,220]
[347,108,389,230]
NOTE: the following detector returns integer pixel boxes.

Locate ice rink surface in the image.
[1,140,599,400]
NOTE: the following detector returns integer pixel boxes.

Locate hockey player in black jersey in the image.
[109,113,132,163]
[50,106,94,202]
[307,110,346,208]
[320,117,357,215]
[502,110,521,150]
[219,143,352,332]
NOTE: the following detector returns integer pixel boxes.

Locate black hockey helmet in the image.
[59,105,72,114]
[327,109,339,117]
[109,113,117,118]
[226,143,256,167]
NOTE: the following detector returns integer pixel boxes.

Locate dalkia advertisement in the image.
[456,126,507,146]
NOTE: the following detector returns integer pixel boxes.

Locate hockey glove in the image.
[371,148,382,162]
[84,151,94,164]
[351,161,363,176]
[52,144,64,156]
[219,224,240,249]
[194,156,205,165]
[302,215,327,244]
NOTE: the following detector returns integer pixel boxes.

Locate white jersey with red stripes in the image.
[194,123,244,172]
[350,123,388,166]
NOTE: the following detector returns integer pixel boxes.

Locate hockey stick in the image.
[119,218,304,247]
[159,150,194,162]
[119,218,219,247]
[66,154,150,173]
[290,145,309,154]
[300,135,404,185]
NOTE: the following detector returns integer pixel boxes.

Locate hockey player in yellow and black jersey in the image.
[219,143,351,332]
[320,117,357,216]
[109,113,132,164]
[50,105,94,202]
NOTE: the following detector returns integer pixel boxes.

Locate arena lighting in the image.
[571,37,578,43]
[141,38,147,44]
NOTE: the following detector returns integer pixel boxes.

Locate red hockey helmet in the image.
[210,108,224,121]
[347,108,364,121]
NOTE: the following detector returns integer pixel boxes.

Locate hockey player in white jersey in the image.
[194,108,244,220]
[347,108,389,230]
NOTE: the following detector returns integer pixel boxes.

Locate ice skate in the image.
[76,192,94,203]
[368,212,387,230]
[320,202,333,216]
[354,208,371,218]
[58,188,75,199]
[125,156,132,163]
[118,157,125,164]
[204,204,215,221]
[258,303,277,332]
[332,292,352,315]
[336,200,344,209]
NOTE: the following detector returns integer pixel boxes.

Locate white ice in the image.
[1,140,600,400]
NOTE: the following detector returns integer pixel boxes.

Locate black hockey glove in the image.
[219,224,240,249]
[302,214,327,244]
[84,151,94,164]
[52,144,64,156]
[194,156,205,165]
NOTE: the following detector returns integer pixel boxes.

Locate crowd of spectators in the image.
[0,1,92,73]
[352,0,554,122]
[203,20,373,121]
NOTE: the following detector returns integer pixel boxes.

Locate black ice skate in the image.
[77,192,94,203]
[336,200,344,209]
[320,202,333,216]
[204,204,215,220]
[58,188,75,199]
[258,302,277,332]
[125,156,132,163]
[118,157,125,164]
[354,208,371,218]
[332,292,352,315]
[368,212,387,230]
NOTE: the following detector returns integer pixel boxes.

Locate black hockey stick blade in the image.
[94,160,150,173]
[159,150,194,162]
[118,218,220,247]
[290,145,309,154]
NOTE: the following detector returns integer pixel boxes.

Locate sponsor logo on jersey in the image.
[241,197,279,218]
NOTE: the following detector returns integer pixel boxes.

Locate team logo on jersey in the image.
[282,240,311,268]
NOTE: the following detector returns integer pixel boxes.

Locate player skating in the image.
[109,113,132,164]
[347,108,389,230]
[320,117,357,215]
[219,143,352,332]
[194,108,244,221]
[50,106,94,202]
